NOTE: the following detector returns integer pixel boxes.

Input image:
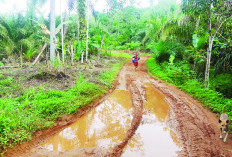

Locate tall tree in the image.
[50,0,56,62]
[60,0,65,63]
[86,0,89,61]
[181,0,232,88]
[78,0,87,41]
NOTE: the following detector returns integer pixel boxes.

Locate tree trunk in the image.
[78,0,87,41]
[20,45,23,67]
[98,35,105,60]
[77,2,80,42]
[31,44,47,66]
[81,51,84,63]
[46,47,49,65]
[60,0,65,63]
[204,1,212,88]
[204,1,227,88]
[71,44,74,65]
[63,12,69,39]
[50,0,56,63]
[86,0,89,62]
[205,40,213,88]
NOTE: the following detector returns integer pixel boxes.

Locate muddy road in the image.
[5,56,232,157]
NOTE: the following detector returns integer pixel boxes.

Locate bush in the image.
[115,42,141,50]
[152,40,185,63]
[211,73,232,98]
[125,42,141,50]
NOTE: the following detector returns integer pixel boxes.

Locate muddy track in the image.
[5,56,232,157]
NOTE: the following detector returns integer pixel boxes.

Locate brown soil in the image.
[4,56,232,157]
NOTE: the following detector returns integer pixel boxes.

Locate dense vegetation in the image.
[0,0,232,154]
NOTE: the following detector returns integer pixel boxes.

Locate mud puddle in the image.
[41,90,133,151]
[41,74,182,156]
[122,83,182,157]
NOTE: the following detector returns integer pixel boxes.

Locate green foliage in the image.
[23,49,36,62]
[0,13,44,60]
[0,75,23,98]
[74,40,84,60]
[101,51,131,59]
[0,62,4,66]
[147,57,195,85]
[153,40,185,63]
[147,57,232,131]
[98,53,128,87]
[192,34,198,48]
[124,42,141,50]
[211,74,232,98]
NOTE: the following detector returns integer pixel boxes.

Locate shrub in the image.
[152,40,185,63]
[125,42,141,50]
[211,73,232,98]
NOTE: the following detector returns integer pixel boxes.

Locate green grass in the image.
[146,57,232,131]
[0,56,128,155]
[0,74,23,98]
[101,51,131,59]
[98,61,126,87]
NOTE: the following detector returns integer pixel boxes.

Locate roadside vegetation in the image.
[147,58,232,131]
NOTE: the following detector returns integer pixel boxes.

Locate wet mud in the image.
[5,56,232,157]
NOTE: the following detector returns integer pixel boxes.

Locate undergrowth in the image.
[0,74,23,98]
[101,51,131,59]
[146,57,232,131]
[99,52,129,87]
[98,61,126,87]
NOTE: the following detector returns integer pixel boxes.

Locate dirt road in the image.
[5,56,232,157]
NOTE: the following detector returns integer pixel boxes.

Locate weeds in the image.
[101,51,131,59]
[0,74,23,98]
[98,61,125,87]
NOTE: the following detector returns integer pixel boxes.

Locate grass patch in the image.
[147,57,232,131]
[101,51,131,59]
[0,74,23,98]
[98,61,126,87]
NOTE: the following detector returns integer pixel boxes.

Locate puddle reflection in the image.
[41,90,133,151]
[122,83,182,157]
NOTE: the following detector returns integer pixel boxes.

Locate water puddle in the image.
[41,90,133,151]
[122,83,182,157]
